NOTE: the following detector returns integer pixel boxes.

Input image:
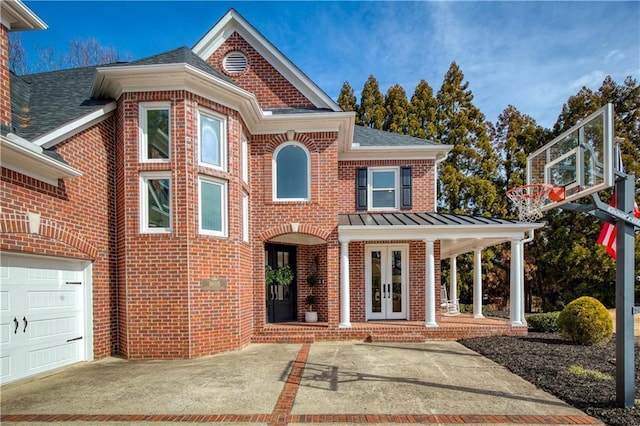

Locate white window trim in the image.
[272,141,311,202]
[198,109,227,171]
[368,167,400,211]
[242,191,249,243]
[140,172,172,234]
[198,176,228,237]
[139,102,171,163]
[241,134,249,184]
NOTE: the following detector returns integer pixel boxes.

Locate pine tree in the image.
[491,105,543,217]
[357,75,385,129]
[435,62,500,216]
[337,81,358,113]
[383,84,409,134]
[408,80,437,140]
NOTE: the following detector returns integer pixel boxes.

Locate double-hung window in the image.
[356,166,412,211]
[140,103,170,162]
[199,176,227,237]
[140,172,171,233]
[273,142,310,201]
[198,110,226,171]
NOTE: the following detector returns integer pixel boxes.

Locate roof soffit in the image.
[191,9,339,112]
[91,63,354,138]
[1,0,47,31]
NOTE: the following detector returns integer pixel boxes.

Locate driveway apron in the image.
[1,342,602,425]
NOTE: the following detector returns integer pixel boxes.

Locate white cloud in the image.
[604,50,625,64]
[567,71,608,92]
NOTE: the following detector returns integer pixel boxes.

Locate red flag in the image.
[597,192,640,259]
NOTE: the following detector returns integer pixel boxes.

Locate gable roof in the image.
[9,67,113,141]
[192,9,340,112]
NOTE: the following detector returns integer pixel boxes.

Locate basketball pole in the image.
[560,171,638,408]
[615,171,636,408]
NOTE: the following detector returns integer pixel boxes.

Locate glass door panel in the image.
[366,245,407,320]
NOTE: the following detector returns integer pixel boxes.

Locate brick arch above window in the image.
[258,223,331,242]
[266,132,317,153]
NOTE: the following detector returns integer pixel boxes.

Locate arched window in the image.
[273,142,310,201]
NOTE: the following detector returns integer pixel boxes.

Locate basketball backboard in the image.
[526,103,615,213]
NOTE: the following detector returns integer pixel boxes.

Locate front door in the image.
[265,244,297,323]
[365,245,408,320]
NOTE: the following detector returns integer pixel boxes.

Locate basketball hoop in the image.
[506,183,554,222]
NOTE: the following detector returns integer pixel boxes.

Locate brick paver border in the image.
[0,344,603,425]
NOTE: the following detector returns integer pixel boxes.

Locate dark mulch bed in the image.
[460,333,639,426]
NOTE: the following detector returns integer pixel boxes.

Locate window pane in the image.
[147,178,170,228]
[201,181,222,232]
[372,189,396,208]
[276,145,308,199]
[200,114,221,167]
[372,171,395,188]
[147,109,169,159]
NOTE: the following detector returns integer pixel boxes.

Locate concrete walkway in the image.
[1,342,602,425]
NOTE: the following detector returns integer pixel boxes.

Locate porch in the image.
[253,314,527,344]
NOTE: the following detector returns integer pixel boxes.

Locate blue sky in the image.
[17,1,640,129]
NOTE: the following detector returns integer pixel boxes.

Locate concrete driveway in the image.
[1,341,601,425]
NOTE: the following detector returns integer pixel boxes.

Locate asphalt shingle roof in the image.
[8,47,234,141]
[123,46,232,83]
[353,125,438,147]
[9,67,112,140]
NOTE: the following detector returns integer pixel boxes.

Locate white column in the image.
[339,239,351,328]
[473,248,484,318]
[449,256,457,304]
[509,238,523,325]
[424,240,438,327]
[520,239,527,325]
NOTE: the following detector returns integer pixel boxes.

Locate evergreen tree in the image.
[383,84,409,134]
[357,75,385,129]
[337,81,358,113]
[491,105,543,217]
[435,62,500,216]
[408,80,437,140]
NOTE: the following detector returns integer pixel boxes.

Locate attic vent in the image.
[223,52,248,74]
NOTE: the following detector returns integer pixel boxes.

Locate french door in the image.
[365,245,408,320]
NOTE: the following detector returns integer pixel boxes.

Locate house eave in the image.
[33,103,117,148]
[339,145,453,162]
[92,63,355,141]
[1,0,47,31]
[0,134,82,187]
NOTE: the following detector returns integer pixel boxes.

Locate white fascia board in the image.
[338,223,543,243]
[0,134,82,186]
[441,237,513,258]
[33,103,117,149]
[93,63,354,139]
[339,144,453,162]
[1,0,47,31]
[192,10,339,111]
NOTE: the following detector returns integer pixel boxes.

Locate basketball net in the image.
[506,184,554,222]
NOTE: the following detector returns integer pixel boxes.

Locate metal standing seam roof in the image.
[338,212,525,227]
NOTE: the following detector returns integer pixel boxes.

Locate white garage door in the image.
[1,254,89,384]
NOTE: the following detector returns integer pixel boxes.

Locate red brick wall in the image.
[1,119,118,359]
[338,160,436,213]
[116,90,253,359]
[206,32,314,109]
[250,131,341,326]
[1,24,10,127]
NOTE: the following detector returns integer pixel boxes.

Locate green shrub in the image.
[557,296,613,346]
[526,312,560,333]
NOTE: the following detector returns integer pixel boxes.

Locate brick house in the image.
[1,1,539,384]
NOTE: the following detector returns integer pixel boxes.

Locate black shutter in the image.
[400,167,412,210]
[356,168,368,210]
